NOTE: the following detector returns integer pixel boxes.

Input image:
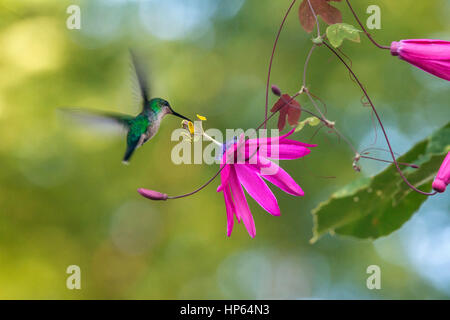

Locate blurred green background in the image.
[0,0,449,299]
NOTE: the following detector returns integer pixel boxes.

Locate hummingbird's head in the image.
[154,98,171,113]
[149,98,192,122]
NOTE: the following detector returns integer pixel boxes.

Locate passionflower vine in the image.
[432,152,450,193]
[390,39,450,81]
[217,129,316,238]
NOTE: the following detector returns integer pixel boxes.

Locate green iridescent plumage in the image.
[62,51,192,164]
[124,114,150,161]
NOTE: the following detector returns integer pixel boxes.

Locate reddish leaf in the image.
[298,0,342,33]
[271,94,301,131]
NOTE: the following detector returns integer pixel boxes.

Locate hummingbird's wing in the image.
[129,50,151,109]
[59,108,134,134]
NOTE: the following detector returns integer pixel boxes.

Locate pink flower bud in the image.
[390,39,450,81]
[271,84,281,97]
[138,188,168,200]
[432,152,450,193]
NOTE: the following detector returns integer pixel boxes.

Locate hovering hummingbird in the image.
[62,51,192,164]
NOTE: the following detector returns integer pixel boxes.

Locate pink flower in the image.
[432,152,450,193]
[138,189,168,200]
[217,129,316,238]
[390,39,450,81]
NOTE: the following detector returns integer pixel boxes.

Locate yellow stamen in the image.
[196,114,207,121]
[188,121,195,134]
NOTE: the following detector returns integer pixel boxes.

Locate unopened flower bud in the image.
[138,188,168,200]
[271,85,281,97]
[432,152,450,193]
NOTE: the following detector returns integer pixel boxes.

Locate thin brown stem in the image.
[307,0,321,36]
[323,40,435,196]
[167,167,224,199]
[264,0,297,129]
[360,155,419,169]
[166,92,302,200]
[345,0,390,50]
[303,44,317,87]
[304,88,327,125]
[167,1,298,200]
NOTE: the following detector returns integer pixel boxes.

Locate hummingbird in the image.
[62,51,192,164]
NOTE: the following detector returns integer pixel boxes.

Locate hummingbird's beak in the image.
[171,110,192,122]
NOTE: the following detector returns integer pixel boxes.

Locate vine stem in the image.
[166,0,299,200]
[264,0,297,129]
[167,168,223,199]
[301,44,359,155]
[152,0,425,201]
[360,155,419,169]
[322,40,435,196]
[345,0,390,50]
[167,92,301,200]
[307,0,321,36]
[303,44,316,87]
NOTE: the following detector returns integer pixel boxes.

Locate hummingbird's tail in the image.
[122,144,136,165]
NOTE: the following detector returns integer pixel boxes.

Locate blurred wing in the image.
[129,50,151,109]
[58,108,133,134]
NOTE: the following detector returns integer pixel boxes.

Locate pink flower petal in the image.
[228,166,256,238]
[281,139,317,148]
[235,164,280,216]
[218,129,315,237]
[246,134,316,161]
[393,39,450,60]
[391,39,450,81]
[432,151,450,193]
[251,156,304,196]
[222,184,235,236]
[224,184,240,223]
[246,128,297,147]
[258,143,312,160]
[217,163,231,192]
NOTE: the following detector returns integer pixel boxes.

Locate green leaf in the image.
[295,116,321,132]
[311,122,450,243]
[326,23,361,48]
